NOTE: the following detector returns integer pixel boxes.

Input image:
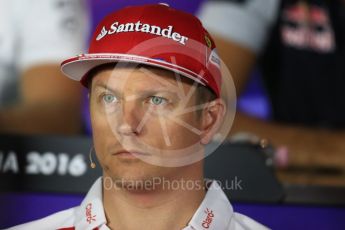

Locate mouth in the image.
[112,150,150,159]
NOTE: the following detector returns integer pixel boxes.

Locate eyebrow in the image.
[93,83,180,98]
[93,83,119,94]
[136,90,180,99]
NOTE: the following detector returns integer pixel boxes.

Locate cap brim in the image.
[61,53,207,87]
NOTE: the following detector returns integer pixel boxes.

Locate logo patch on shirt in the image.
[281,2,335,53]
[86,203,97,224]
[202,208,214,229]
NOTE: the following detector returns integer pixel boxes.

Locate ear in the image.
[200,98,226,145]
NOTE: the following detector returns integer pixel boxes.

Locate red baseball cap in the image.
[61,3,222,97]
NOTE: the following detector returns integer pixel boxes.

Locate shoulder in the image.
[202,180,269,229]
[6,206,78,230]
[197,0,281,53]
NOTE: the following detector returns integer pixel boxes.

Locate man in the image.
[8,4,268,229]
[198,0,345,185]
[0,0,88,135]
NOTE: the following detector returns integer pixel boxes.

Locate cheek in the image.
[156,113,201,149]
[90,99,114,133]
[90,106,113,155]
[91,114,105,158]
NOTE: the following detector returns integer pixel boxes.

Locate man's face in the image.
[90,66,204,183]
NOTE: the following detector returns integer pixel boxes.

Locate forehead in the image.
[90,65,196,93]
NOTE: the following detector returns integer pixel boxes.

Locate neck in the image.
[103,164,205,230]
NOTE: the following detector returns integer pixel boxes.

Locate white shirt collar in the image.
[74,177,108,230]
[183,180,233,230]
[74,178,233,230]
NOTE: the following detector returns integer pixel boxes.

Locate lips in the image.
[112,150,150,158]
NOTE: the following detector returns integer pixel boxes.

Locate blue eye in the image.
[149,96,167,105]
[102,94,117,104]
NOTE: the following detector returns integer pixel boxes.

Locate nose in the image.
[117,99,142,136]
